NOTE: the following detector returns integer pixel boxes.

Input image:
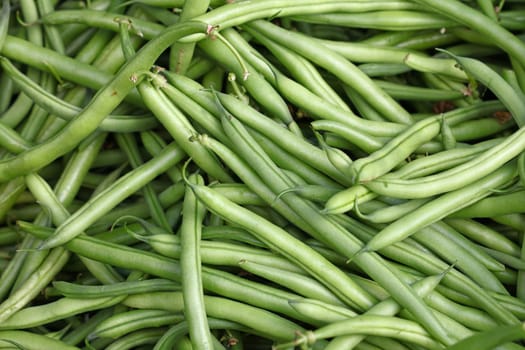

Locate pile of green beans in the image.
[2,0,525,349]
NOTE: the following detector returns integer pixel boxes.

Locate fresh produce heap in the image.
[1,0,525,349]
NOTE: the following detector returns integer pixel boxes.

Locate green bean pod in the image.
[89,309,184,340]
[0,296,124,330]
[36,142,185,250]
[0,331,81,350]
[277,315,444,350]
[440,50,525,127]
[349,114,443,183]
[239,259,345,306]
[446,323,525,350]
[365,127,525,199]
[52,279,181,299]
[361,161,518,254]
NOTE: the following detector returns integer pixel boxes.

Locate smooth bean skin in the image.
[0,331,81,350]
[218,115,454,344]
[445,323,525,350]
[411,0,525,67]
[364,127,525,199]
[244,20,413,124]
[89,309,184,340]
[37,142,185,250]
[0,21,207,182]
[185,176,372,311]
[179,173,215,350]
[277,315,444,350]
[123,291,305,342]
[361,162,517,254]
[0,296,124,330]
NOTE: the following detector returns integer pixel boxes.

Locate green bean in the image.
[2,36,133,101]
[196,35,297,131]
[231,28,349,111]
[427,222,505,272]
[196,0,415,29]
[135,232,305,273]
[411,0,525,67]
[402,53,469,81]
[106,328,168,350]
[0,296,124,330]
[180,173,215,350]
[208,116,454,344]
[168,0,209,73]
[277,315,444,350]
[24,170,123,286]
[297,272,447,350]
[208,183,265,206]
[293,10,456,31]
[138,80,232,182]
[518,235,525,300]
[333,215,519,324]
[123,291,306,342]
[159,83,227,144]
[0,331,81,350]
[412,226,507,294]
[360,161,517,254]
[446,323,525,350]
[53,279,181,298]
[442,50,525,126]
[350,114,444,183]
[486,246,525,272]
[37,0,66,53]
[358,198,432,224]
[115,133,171,231]
[19,221,321,325]
[216,87,349,185]
[184,175,372,311]
[61,308,115,346]
[140,131,182,182]
[450,189,525,218]
[375,79,465,101]
[202,224,265,247]
[36,142,185,250]
[451,118,514,142]
[239,259,344,306]
[251,130,343,188]
[365,126,525,199]
[89,309,184,340]
[0,233,36,301]
[0,21,207,182]
[0,131,111,317]
[244,20,413,124]
[41,9,165,40]
[426,290,499,331]
[0,0,9,52]
[153,319,250,350]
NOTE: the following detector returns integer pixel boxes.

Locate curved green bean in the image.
[360,161,517,254]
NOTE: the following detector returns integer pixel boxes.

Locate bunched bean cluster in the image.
[1,0,525,349]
